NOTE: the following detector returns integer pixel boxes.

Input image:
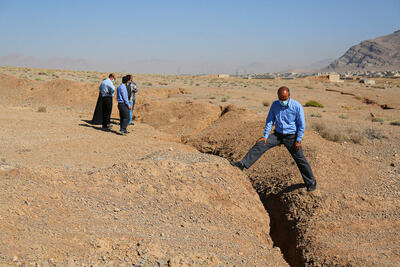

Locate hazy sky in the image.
[0,0,399,74]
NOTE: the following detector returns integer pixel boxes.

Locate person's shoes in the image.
[120,130,127,136]
[102,127,110,132]
[124,130,130,134]
[230,161,245,171]
[306,181,317,192]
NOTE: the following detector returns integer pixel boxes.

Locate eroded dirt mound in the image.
[0,73,98,108]
[135,98,222,139]
[0,151,287,266]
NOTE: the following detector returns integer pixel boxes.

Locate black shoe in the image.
[306,181,317,192]
[102,127,111,132]
[230,161,245,171]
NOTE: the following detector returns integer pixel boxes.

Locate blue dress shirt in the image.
[116,83,130,106]
[99,78,115,97]
[263,99,306,142]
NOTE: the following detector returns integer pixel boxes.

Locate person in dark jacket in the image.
[126,74,139,124]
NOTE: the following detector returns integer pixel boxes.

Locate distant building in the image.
[360,79,376,85]
[218,74,229,78]
[328,73,343,82]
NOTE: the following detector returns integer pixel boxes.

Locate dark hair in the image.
[122,75,130,84]
[278,86,290,95]
[108,73,115,78]
[126,74,132,80]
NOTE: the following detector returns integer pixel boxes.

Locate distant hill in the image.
[326,30,400,71]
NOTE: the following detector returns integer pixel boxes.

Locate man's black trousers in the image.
[241,132,316,187]
[118,103,130,131]
[101,96,113,128]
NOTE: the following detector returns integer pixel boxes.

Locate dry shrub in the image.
[262,100,270,107]
[221,95,230,102]
[371,117,384,123]
[310,112,322,118]
[312,122,344,142]
[37,106,47,113]
[346,128,364,144]
[305,100,324,108]
[312,122,364,144]
[390,120,400,126]
[364,128,387,140]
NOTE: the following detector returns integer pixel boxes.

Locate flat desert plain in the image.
[0,66,399,266]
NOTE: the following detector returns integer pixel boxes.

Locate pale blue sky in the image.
[0,0,399,74]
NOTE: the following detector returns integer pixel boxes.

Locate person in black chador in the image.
[91,74,116,128]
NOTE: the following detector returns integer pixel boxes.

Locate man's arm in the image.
[263,105,275,139]
[133,82,138,93]
[296,105,306,142]
[107,79,115,95]
[257,105,275,144]
[122,86,130,106]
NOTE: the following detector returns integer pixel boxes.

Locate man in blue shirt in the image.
[99,73,116,130]
[116,75,132,135]
[231,86,317,192]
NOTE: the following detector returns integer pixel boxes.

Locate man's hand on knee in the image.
[256,137,267,144]
[293,141,301,151]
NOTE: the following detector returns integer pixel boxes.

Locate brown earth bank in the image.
[0,66,400,266]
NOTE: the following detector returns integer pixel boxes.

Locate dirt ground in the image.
[0,66,399,266]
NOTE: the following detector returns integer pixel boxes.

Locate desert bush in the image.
[339,114,348,119]
[390,120,400,126]
[312,122,344,142]
[305,100,324,108]
[305,86,313,89]
[209,96,216,99]
[371,117,384,123]
[35,78,43,81]
[37,106,47,113]
[221,95,230,102]
[262,100,270,107]
[310,112,322,118]
[364,128,387,140]
[195,83,200,86]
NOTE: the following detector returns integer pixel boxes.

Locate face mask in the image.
[279,100,289,106]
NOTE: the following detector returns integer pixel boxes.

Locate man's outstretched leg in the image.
[231,133,281,170]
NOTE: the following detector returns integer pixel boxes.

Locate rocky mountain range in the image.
[326,30,400,71]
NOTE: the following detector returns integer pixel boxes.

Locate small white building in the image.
[218,74,229,78]
[329,73,343,82]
